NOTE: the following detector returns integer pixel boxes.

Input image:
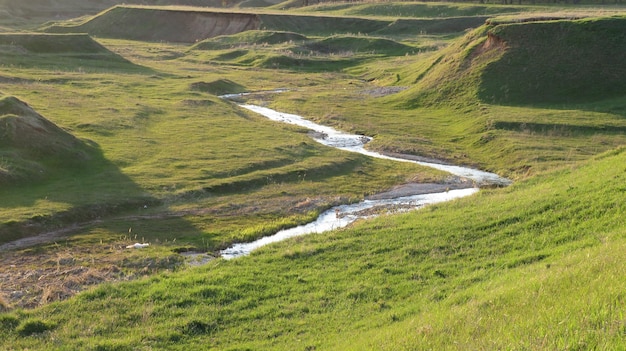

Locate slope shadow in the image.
[0,96,203,248]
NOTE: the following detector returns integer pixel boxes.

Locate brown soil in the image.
[0,238,183,309]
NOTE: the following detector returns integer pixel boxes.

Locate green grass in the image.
[0,33,447,250]
[0,33,142,71]
[2,145,625,350]
[481,15,626,105]
[2,2,626,349]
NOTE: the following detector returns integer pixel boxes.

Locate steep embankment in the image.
[396,15,626,107]
[480,16,626,105]
[0,0,256,27]
[45,6,262,43]
[44,5,486,43]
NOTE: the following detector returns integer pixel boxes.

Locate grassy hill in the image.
[44,6,262,43]
[480,15,626,105]
[1,142,625,350]
[388,14,626,107]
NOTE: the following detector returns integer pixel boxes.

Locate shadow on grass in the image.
[0,97,202,248]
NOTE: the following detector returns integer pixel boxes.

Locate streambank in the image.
[219,102,510,259]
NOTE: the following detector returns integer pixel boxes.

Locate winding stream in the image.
[220,103,510,259]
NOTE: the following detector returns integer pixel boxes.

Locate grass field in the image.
[1,1,626,349]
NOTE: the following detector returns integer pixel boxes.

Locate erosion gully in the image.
[219,101,510,259]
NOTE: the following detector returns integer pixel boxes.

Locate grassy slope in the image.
[44,6,263,43]
[2,146,625,350]
[481,16,626,104]
[0,95,95,184]
[0,33,140,70]
[1,2,626,349]
[297,2,528,17]
[267,15,626,177]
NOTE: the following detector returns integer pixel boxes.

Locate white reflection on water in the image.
[221,188,478,259]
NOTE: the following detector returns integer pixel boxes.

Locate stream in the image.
[219,103,510,260]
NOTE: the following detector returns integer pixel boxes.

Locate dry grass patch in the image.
[0,292,10,312]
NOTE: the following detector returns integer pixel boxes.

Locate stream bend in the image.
[220,103,510,259]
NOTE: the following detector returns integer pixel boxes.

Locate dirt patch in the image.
[0,239,183,309]
[366,178,475,201]
[360,86,407,97]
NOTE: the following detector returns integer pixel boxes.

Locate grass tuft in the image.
[16,318,55,336]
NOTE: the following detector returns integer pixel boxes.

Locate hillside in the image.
[0,0,269,28]
[0,33,110,53]
[393,15,626,107]
[0,33,142,71]
[480,16,626,105]
[1,143,624,349]
[44,6,262,43]
[0,96,94,184]
[44,5,488,43]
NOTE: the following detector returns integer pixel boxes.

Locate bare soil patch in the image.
[0,239,183,309]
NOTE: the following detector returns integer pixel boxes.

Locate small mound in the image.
[0,96,94,184]
[190,79,246,96]
[303,36,414,56]
[192,31,307,50]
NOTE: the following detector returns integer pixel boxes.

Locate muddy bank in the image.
[0,239,183,309]
[366,178,475,200]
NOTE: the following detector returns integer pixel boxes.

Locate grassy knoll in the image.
[1,145,625,349]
